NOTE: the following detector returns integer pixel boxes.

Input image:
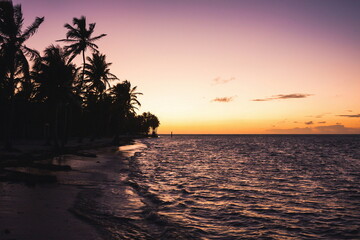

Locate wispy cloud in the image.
[318,121,326,124]
[212,97,234,103]
[269,127,313,134]
[305,121,314,125]
[252,93,313,102]
[306,113,331,118]
[337,114,360,118]
[213,77,235,85]
[268,124,360,134]
[315,125,359,134]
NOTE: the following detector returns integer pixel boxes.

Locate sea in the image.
[61,135,360,239]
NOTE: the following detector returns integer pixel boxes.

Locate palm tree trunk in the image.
[54,104,59,150]
[61,104,68,148]
[78,50,86,143]
[82,50,86,88]
[4,70,15,151]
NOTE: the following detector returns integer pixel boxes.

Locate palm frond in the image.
[22,45,40,61]
[16,51,30,81]
[63,23,77,33]
[88,23,96,33]
[87,42,99,50]
[22,17,44,40]
[13,4,23,35]
[90,33,107,41]
[56,38,78,43]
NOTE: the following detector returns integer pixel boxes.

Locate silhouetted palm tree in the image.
[141,112,160,136]
[110,81,142,116]
[0,0,44,150]
[83,52,117,97]
[33,45,78,148]
[57,16,106,92]
[109,81,142,143]
[149,114,160,136]
[82,53,117,139]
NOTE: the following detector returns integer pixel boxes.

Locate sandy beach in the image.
[0,182,102,240]
[0,139,138,240]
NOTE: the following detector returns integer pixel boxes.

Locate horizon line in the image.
[158,133,360,135]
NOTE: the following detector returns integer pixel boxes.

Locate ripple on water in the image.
[122,135,360,239]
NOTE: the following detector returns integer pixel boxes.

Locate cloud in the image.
[306,113,331,118]
[315,125,360,134]
[305,121,314,125]
[337,114,360,118]
[213,77,235,85]
[252,93,313,102]
[212,97,234,103]
[318,121,326,124]
[268,124,360,134]
[269,127,313,134]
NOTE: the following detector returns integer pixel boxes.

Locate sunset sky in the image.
[15,0,360,134]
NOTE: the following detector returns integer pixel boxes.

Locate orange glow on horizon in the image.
[14,0,360,134]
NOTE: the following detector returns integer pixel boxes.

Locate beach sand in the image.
[0,137,152,240]
[0,182,102,240]
[0,139,135,240]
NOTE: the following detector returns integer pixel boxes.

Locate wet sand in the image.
[0,183,102,240]
[0,142,133,240]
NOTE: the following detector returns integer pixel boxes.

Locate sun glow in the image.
[14,0,360,134]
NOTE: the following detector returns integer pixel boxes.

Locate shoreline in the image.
[0,137,140,240]
[0,136,135,165]
[0,137,138,183]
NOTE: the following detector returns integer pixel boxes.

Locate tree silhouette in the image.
[0,0,44,150]
[141,112,160,136]
[110,81,142,117]
[149,114,160,136]
[83,52,117,97]
[109,81,142,143]
[57,16,106,92]
[82,52,118,140]
[0,8,160,150]
[33,45,78,148]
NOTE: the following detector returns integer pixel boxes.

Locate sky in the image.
[14,0,360,134]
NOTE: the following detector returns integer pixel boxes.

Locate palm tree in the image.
[57,16,106,92]
[109,81,142,143]
[110,81,142,117]
[82,52,117,139]
[57,16,106,142]
[0,0,44,150]
[149,114,160,136]
[33,45,78,148]
[83,52,117,97]
[141,112,160,136]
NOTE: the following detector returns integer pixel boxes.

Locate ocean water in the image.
[70,135,360,239]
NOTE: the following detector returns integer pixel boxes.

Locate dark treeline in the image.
[0,1,160,151]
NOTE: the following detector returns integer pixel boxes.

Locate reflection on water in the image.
[129,135,360,239]
[19,136,358,239]
[118,142,147,158]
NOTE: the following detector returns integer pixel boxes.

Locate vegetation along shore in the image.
[0,0,160,155]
